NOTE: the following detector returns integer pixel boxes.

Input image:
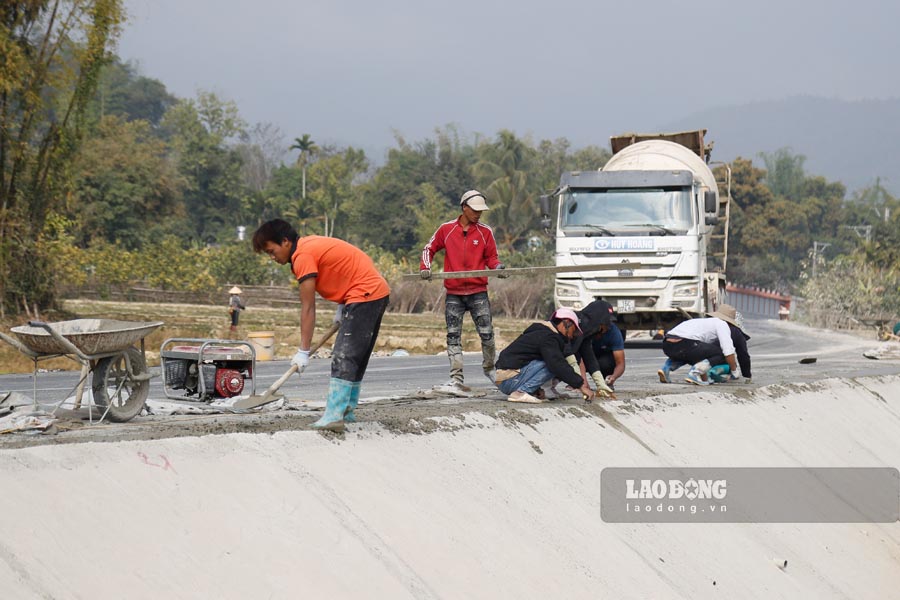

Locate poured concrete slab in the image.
[1,375,898,599]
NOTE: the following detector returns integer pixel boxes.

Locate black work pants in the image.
[331,295,389,382]
[662,338,725,367]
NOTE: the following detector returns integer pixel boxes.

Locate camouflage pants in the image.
[445,292,496,384]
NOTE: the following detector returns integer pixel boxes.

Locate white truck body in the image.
[547,130,729,334]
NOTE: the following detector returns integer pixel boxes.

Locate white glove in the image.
[591,371,614,394]
[565,354,580,376]
[420,268,432,281]
[334,304,344,324]
[291,349,310,369]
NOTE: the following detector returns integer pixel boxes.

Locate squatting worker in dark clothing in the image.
[252,219,390,431]
[542,300,619,399]
[715,306,751,384]
[420,190,507,390]
[578,300,624,390]
[494,308,596,404]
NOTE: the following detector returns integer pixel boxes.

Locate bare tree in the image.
[238,122,286,194]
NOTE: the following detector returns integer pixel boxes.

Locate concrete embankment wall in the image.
[1,376,899,599]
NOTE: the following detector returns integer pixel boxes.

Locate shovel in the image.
[233,322,340,410]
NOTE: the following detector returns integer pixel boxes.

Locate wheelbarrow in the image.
[854,316,899,342]
[0,319,163,423]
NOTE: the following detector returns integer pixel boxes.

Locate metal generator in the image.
[160,339,257,402]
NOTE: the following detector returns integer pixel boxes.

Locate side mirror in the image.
[704,190,718,214]
[541,217,552,230]
[539,194,550,216]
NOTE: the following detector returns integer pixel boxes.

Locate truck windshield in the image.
[560,188,693,233]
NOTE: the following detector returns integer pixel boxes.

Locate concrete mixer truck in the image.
[539,129,730,336]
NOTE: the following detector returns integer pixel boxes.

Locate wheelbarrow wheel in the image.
[91,347,149,422]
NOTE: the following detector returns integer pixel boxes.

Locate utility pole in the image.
[842,225,872,244]
[811,241,831,278]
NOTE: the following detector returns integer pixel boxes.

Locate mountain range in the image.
[662,96,900,196]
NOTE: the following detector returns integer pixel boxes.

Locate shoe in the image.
[507,390,544,404]
[707,365,731,383]
[484,369,497,384]
[684,371,710,386]
[658,358,673,383]
[433,380,469,394]
[312,378,353,431]
[540,379,561,400]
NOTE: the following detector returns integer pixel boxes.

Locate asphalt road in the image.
[3,317,898,407]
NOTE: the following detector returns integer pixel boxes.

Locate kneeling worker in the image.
[578,300,624,392]
[494,308,595,404]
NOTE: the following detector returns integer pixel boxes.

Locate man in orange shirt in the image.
[252,219,390,431]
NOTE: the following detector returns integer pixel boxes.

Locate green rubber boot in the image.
[312,378,353,432]
[343,381,361,423]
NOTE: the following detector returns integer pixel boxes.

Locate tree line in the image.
[2,1,898,321]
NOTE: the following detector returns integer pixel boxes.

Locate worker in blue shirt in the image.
[590,312,626,389]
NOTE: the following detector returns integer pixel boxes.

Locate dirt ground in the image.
[0,299,560,448]
[0,299,535,374]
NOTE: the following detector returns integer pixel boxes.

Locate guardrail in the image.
[726,284,792,319]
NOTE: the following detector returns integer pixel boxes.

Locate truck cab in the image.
[543,130,730,335]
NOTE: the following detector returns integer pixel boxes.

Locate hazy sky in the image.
[119,0,900,160]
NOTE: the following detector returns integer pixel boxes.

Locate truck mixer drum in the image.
[215,368,245,397]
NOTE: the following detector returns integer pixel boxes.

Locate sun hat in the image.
[229,286,242,294]
[552,307,583,334]
[708,304,739,327]
[460,190,490,211]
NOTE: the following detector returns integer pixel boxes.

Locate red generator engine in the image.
[160,339,256,402]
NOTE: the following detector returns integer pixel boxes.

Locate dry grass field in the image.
[0,299,535,374]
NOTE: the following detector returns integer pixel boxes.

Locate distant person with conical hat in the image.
[228,286,246,332]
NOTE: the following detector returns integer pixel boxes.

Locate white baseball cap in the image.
[460,190,490,211]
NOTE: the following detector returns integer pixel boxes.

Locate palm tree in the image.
[472,130,535,247]
[289,134,318,200]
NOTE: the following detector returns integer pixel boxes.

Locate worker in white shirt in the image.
[657,306,740,386]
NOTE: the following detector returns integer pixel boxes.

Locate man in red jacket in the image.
[420,190,507,390]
